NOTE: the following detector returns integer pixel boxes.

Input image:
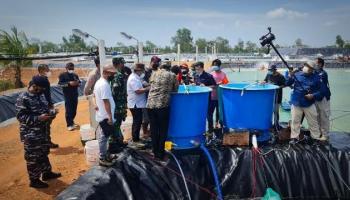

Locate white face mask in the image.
[302,66,310,74]
[45,71,52,77]
[68,70,74,74]
[139,73,145,79]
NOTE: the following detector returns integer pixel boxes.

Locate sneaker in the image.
[30,179,49,188]
[73,123,80,129]
[42,171,62,181]
[67,126,75,131]
[289,138,299,145]
[99,158,113,167]
[49,142,59,149]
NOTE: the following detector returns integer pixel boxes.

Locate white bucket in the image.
[84,140,100,166]
[80,124,95,141]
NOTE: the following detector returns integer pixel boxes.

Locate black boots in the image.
[42,171,62,181]
[29,179,48,188]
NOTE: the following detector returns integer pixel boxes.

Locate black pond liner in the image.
[0,80,86,123]
[56,131,350,200]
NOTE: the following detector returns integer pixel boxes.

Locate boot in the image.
[42,171,62,181]
[30,179,49,188]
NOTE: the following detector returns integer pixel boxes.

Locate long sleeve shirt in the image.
[58,72,80,97]
[285,71,322,107]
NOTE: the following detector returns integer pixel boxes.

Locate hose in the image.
[166,150,192,200]
[199,145,223,200]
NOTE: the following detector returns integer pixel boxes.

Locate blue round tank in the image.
[219,82,278,131]
[167,85,212,149]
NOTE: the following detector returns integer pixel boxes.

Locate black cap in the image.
[31,75,47,88]
[193,61,204,68]
[112,57,125,65]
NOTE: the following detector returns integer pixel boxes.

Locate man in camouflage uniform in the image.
[109,58,128,153]
[16,76,61,188]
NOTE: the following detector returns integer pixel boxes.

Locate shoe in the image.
[73,123,80,129]
[289,138,299,145]
[99,158,113,167]
[42,171,62,181]
[49,142,59,149]
[67,126,75,131]
[318,135,329,141]
[30,179,49,188]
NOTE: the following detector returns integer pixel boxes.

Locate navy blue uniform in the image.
[315,69,331,101]
[16,92,52,180]
[58,72,80,127]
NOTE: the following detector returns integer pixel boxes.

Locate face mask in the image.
[45,71,52,77]
[68,70,74,74]
[139,73,145,79]
[314,65,320,70]
[302,66,310,74]
[267,71,273,75]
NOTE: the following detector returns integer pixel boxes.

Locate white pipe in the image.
[195,45,198,61]
[98,39,106,77]
[138,42,143,63]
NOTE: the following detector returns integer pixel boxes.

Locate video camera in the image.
[259,27,275,47]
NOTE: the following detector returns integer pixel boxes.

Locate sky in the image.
[1,0,350,48]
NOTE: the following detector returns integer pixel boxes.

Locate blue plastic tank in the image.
[167,85,212,149]
[219,82,278,131]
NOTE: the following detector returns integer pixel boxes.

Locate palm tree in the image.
[0,26,30,88]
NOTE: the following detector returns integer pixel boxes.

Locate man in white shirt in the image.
[93,64,116,166]
[127,63,150,143]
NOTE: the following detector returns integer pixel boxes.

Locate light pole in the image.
[120,32,143,63]
[72,29,105,77]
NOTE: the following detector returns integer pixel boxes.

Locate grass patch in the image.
[0,80,15,92]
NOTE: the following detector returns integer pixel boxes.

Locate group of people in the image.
[15,54,329,189]
[264,58,331,144]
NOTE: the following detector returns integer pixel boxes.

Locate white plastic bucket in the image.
[80,124,95,141]
[84,140,100,166]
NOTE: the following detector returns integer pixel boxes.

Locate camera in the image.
[259,27,275,47]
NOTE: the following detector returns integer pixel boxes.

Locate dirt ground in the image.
[0,99,93,200]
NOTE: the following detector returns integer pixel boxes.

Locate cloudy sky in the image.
[1,0,349,47]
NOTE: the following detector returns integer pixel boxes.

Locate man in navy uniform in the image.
[16,76,61,188]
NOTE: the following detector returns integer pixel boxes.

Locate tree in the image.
[195,38,208,53]
[171,28,193,53]
[61,34,88,52]
[215,37,231,53]
[0,26,30,88]
[245,41,258,53]
[144,40,157,53]
[336,35,345,48]
[233,39,244,53]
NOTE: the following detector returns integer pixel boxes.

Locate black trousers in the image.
[130,107,143,141]
[148,107,170,159]
[64,95,78,127]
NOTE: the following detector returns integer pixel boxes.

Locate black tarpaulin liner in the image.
[57,131,350,200]
[0,80,86,123]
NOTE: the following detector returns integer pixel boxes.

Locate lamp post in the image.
[72,29,105,77]
[120,32,143,63]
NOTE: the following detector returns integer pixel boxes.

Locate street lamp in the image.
[72,28,105,77]
[120,32,142,63]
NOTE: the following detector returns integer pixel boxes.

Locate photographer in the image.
[285,62,324,144]
[16,76,61,188]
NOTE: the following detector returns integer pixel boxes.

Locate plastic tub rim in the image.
[171,85,212,94]
[219,82,279,90]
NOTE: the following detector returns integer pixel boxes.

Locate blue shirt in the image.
[194,71,216,86]
[285,71,322,107]
[315,69,331,101]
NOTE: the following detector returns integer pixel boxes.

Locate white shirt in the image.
[127,73,147,108]
[93,78,116,122]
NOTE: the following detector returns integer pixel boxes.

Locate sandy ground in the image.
[0,99,119,200]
